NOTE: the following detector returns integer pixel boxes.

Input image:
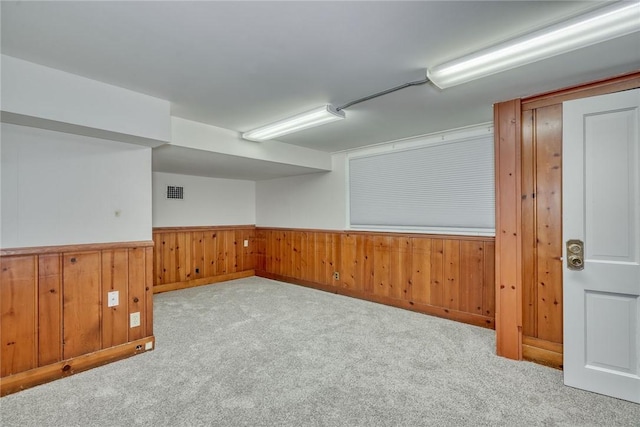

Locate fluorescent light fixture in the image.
[242,104,345,141]
[427,2,640,89]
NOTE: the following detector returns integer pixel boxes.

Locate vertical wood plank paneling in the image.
[216,231,228,276]
[299,231,310,282]
[410,238,431,305]
[153,233,164,285]
[255,229,266,272]
[229,230,238,274]
[192,231,205,279]
[362,235,375,294]
[389,237,411,301]
[101,249,129,348]
[341,233,358,290]
[235,230,244,272]
[175,231,187,282]
[292,231,302,278]
[256,228,495,328]
[314,232,327,284]
[459,241,484,315]
[494,99,523,360]
[145,246,154,338]
[535,104,563,344]
[305,231,319,282]
[521,109,538,338]
[203,231,217,277]
[443,239,461,310]
[1,256,37,376]
[38,254,62,366]
[1,241,154,382]
[430,239,445,307]
[165,232,177,285]
[351,235,366,292]
[128,247,146,342]
[483,241,496,319]
[63,252,102,359]
[328,233,340,286]
[373,236,391,297]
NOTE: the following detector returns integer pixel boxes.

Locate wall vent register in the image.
[166,186,184,200]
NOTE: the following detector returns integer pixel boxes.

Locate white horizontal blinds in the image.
[349,135,495,232]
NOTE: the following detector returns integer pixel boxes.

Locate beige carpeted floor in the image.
[1,277,639,426]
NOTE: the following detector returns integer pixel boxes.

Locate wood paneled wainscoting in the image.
[0,241,155,396]
[152,226,256,293]
[494,71,640,369]
[255,228,495,329]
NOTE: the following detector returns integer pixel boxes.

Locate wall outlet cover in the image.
[244,239,249,247]
[107,290,119,307]
[130,312,141,328]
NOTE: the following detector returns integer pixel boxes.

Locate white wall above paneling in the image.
[255,154,346,230]
[0,55,171,147]
[152,172,256,227]
[153,117,333,181]
[1,123,152,248]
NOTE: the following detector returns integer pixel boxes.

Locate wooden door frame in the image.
[494,71,640,362]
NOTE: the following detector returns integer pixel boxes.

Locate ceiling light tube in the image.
[427,2,640,89]
[242,104,345,141]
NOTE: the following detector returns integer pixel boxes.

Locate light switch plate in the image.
[130,312,141,328]
[107,291,119,307]
[243,239,249,247]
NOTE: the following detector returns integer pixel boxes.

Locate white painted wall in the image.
[256,153,346,230]
[1,55,171,146]
[1,123,152,248]
[153,172,256,227]
[171,117,332,171]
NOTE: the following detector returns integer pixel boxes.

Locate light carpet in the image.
[1,276,639,426]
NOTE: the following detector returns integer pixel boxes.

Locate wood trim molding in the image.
[494,99,523,360]
[153,270,255,294]
[153,225,256,232]
[256,227,495,242]
[0,336,155,397]
[1,240,154,257]
[522,336,563,369]
[522,71,640,110]
[257,271,494,329]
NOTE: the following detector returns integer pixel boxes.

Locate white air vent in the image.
[167,186,184,200]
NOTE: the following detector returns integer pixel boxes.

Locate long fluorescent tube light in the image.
[242,104,345,141]
[427,2,640,89]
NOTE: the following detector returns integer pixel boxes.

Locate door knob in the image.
[566,239,584,271]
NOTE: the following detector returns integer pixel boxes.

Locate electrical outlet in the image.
[243,239,249,247]
[107,291,119,307]
[333,271,340,280]
[130,312,141,328]
[145,341,153,350]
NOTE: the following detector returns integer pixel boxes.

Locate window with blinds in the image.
[349,134,495,235]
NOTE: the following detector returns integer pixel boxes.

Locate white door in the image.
[563,88,640,403]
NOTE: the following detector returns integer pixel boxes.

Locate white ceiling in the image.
[2,1,640,177]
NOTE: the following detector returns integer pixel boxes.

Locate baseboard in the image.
[257,271,494,329]
[152,270,255,294]
[0,336,155,397]
[522,336,563,370]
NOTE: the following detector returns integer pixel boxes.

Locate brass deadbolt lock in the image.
[566,239,584,271]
